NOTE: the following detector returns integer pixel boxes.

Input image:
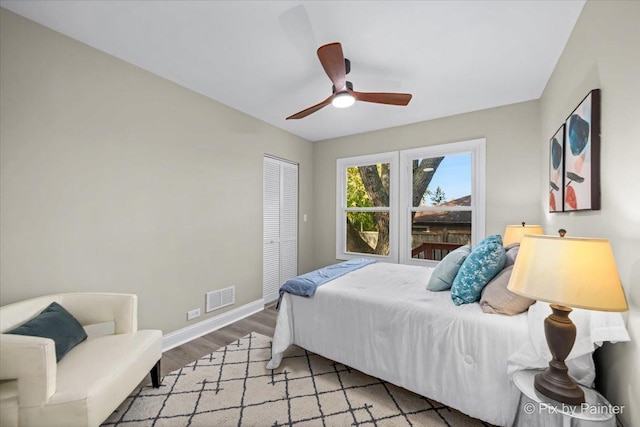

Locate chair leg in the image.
[150,359,162,388]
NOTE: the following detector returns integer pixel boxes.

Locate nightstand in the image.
[512,369,618,427]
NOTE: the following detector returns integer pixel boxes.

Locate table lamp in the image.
[503,222,544,246]
[507,235,628,404]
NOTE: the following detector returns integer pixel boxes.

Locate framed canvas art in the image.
[564,89,601,211]
[549,124,564,212]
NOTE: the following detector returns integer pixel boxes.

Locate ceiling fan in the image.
[286,42,412,120]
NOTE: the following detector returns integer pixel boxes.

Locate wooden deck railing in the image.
[411,242,464,260]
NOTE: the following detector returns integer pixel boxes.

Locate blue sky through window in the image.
[427,153,471,203]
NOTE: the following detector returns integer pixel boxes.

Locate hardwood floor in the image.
[155,304,278,379]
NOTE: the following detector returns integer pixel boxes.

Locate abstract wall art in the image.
[564,89,601,211]
[549,125,565,212]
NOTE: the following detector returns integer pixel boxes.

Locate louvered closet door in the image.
[279,163,298,286]
[263,157,298,304]
[263,158,281,304]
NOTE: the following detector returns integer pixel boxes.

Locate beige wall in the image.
[539,1,640,425]
[312,100,542,268]
[0,9,314,333]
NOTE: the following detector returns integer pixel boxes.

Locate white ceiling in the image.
[1,1,585,142]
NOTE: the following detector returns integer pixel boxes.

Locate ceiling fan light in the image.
[332,92,355,109]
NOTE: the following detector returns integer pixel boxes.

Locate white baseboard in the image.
[162,298,264,352]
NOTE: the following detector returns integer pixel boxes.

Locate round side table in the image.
[512,370,618,427]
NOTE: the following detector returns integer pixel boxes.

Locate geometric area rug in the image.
[102,333,493,426]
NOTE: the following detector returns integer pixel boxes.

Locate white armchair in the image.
[0,293,162,427]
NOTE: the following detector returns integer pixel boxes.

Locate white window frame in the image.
[399,138,486,266]
[335,139,485,265]
[336,151,398,262]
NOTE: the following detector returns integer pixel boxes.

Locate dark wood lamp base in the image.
[534,304,585,405]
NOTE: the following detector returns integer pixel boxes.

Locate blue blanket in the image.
[277,258,376,308]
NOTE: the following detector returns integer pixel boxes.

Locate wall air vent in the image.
[206,286,235,313]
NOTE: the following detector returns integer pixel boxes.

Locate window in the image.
[336,139,485,264]
[399,139,485,266]
[336,152,398,261]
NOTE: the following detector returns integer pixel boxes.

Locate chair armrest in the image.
[0,334,56,407]
[59,293,138,334]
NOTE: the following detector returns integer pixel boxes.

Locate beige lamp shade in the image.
[503,223,544,247]
[507,235,628,312]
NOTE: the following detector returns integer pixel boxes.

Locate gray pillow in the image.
[426,245,471,291]
[504,244,520,267]
[480,265,535,315]
[504,242,520,251]
[5,302,87,361]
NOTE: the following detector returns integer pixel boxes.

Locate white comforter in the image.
[267,262,629,427]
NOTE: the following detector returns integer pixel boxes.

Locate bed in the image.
[267,262,629,427]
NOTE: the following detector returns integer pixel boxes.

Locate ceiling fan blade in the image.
[286,95,333,120]
[351,91,413,106]
[317,42,347,91]
[279,5,317,57]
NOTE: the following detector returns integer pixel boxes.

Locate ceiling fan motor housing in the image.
[333,81,354,94]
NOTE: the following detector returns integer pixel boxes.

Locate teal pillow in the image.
[6,302,87,362]
[451,241,506,305]
[426,245,471,291]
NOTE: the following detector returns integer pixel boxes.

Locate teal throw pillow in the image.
[6,302,87,362]
[426,245,471,291]
[451,241,506,305]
